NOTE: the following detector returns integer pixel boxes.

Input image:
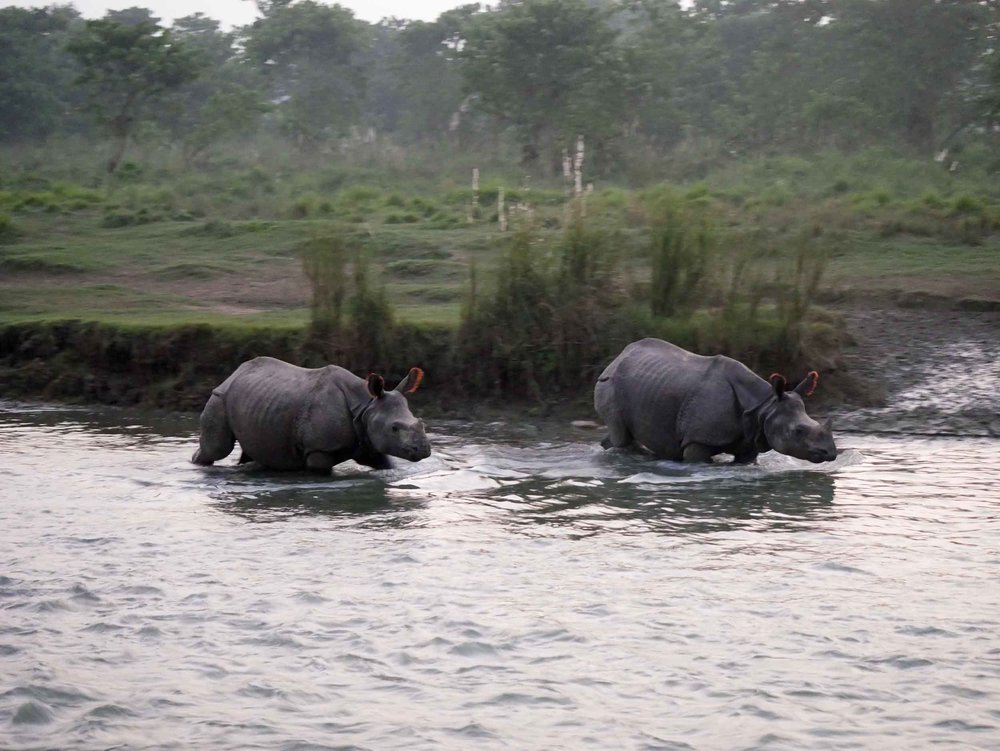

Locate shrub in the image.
[385,259,463,278]
[384,212,419,224]
[456,217,632,400]
[647,188,716,318]
[950,194,985,216]
[340,185,382,205]
[0,213,20,244]
[347,253,395,370]
[300,235,349,335]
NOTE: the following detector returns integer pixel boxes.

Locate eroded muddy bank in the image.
[1,307,996,437]
[833,306,1000,437]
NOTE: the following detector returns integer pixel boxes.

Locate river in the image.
[1,391,998,749]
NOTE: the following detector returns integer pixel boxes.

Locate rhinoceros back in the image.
[218,357,358,469]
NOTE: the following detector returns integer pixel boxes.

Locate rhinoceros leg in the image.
[732,449,758,465]
[303,446,358,474]
[191,393,236,465]
[354,448,393,470]
[599,409,635,450]
[595,376,633,450]
[305,451,336,474]
[682,443,716,463]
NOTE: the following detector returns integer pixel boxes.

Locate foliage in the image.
[67,18,203,172]
[300,235,349,335]
[345,252,396,371]
[456,215,634,400]
[0,6,84,142]
[0,213,21,244]
[647,188,716,318]
[461,0,631,172]
[243,1,368,148]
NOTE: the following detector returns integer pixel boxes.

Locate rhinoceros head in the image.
[360,368,432,462]
[761,372,837,463]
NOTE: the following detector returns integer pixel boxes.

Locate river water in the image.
[1,393,999,749]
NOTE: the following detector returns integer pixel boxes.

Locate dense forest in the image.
[3,0,1000,177]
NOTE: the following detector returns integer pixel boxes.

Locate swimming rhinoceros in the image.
[594,338,836,464]
[191,356,431,472]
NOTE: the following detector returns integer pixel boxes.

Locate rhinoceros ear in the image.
[769,373,787,399]
[794,370,820,397]
[367,373,385,398]
[394,367,424,394]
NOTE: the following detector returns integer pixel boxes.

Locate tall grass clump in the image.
[300,235,349,337]
[771,228,832,359]
[706,226,833,366]
[346,253,395,371]
[0,214,21,244]
[300,230,395,371]
[646,187,716,318]
[457,212,631,401]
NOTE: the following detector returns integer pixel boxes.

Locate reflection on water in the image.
[1,400,999,750]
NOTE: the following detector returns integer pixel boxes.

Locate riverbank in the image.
[833,305,1000,437]
[0,313,840,416]
[2,296,997,437]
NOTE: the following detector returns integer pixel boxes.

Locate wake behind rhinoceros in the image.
[192,357,431,472]
[595,338,836,464]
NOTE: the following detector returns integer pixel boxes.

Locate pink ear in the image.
[367,373,385,398]
[405,367,424,394]
[769,373,787,397]
[795,371,819,397]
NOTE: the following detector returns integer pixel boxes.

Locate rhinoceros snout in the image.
[807,446,837,463]
[409,442,432,461]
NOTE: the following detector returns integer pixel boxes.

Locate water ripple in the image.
[1,403,999,749]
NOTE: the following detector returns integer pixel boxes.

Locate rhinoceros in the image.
[191,356,431,472]
[594,338,836,464]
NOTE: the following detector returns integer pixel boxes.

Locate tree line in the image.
[3,0,999,175]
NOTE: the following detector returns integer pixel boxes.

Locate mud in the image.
[832,305,1000,437]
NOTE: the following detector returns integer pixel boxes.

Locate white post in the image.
[498,187,507,232]
[469,167,480,223]
[573,135,584,199]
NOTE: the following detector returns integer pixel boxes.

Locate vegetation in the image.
[1,0,999,409]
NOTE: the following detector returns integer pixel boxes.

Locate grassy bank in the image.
[1,145,997,411]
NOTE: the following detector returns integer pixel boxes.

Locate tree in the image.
[167,14,270,163]
[620,1,731,151]
[828,0,992,153]
[242,0,368,149]
[68,18,204,172]
[0,6,83,143]
[461,0,632,173]
[365,6,477,143]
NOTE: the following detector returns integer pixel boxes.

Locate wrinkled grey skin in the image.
[191,356,431,472]
[594,338,837,464]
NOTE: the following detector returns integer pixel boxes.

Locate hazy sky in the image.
[16,1,469,27]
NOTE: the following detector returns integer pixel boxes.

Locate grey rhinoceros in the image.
[594,338,836,464]
[191,356,431,472]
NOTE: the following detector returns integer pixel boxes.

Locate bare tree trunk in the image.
[106,112,133,174]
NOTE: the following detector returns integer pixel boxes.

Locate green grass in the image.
[825,236,1000,288]
[1,145,997,331]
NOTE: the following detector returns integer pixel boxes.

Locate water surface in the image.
[1,401,998,750]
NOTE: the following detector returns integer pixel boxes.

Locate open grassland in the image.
[1,158,997,327]
[1,146,997,409]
